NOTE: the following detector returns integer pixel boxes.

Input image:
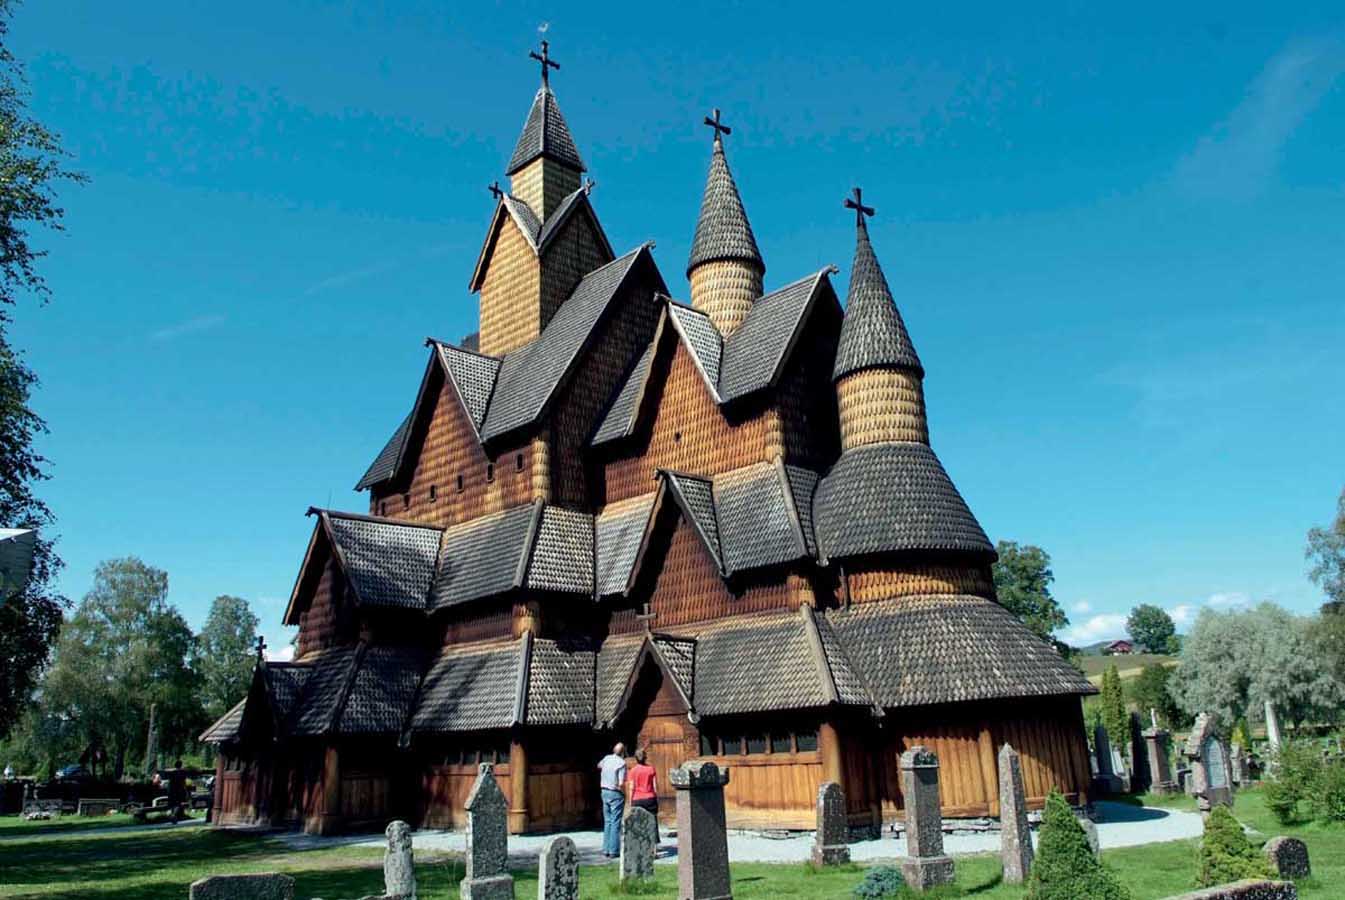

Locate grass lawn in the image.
[0,790,1335,899]
[0,813,150,838]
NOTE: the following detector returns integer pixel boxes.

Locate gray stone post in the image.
[1264,700,1283,751]
[811,781,850,866]
[460,763,514,900]
[537,835,579,900]
[189,874,295,900]
[897,746,955,891]
[1143,728,1177,794]
[671,760,732,900]
[997,744,1032,885]
[384,820,416,900]
[620,806,657,883]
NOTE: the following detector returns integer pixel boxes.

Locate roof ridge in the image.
[308,507,443,531]
[425,336,502,363]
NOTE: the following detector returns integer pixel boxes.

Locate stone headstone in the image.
[1185,714,1233,811]
[1264,701,1283,751]
[620,806,657,882]
[997,744,1033,884]
[189,873,295,900]
[537,835,579,900]
[460,764,514,900]
[1144,728,1178,793]
[1077,814,1100,858]
[1092,725,1123,794]
[897,746,955,891]
[383,820,416,900]
[1164,880,1299,899]
[811,781,850,866]
[1263,836,1310,879]
[671,760,732,900]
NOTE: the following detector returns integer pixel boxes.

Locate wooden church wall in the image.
[538,213,613,335]
[296,553,350,659]
[845,563,996,605]
[479,217,541,357]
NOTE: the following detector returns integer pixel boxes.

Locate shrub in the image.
[1263,740,1321,825]
[852,865,904,898]
[1195,806,1273,887]
[1309,757,1345,823]
[1025,790,1130,900]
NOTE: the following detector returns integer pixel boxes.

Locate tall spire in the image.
[833,189,922,381]
[506,41,586,177]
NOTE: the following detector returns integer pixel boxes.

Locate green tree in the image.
[193,595,259,721]
[1314,601,1345,692]
[1126,603,1176,654]
[1307,488,1345,606]
[0,0,83,741]
[992,541,1069,642]
[1195,806,1272,887]
[1099,664,1128,752]
[41,558,200,777]
[1171,602,1344,730]
[1026,789,1129,900]
[1126,663,1189,730]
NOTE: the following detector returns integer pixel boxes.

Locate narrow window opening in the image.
[403,493,410,509]
[515,453,524,472]
[378,502,386,516]
[456,474,464,492]
[486,463,495,483]
[429,484,438,501]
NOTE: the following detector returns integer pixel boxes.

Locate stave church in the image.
[202,43,1096,835]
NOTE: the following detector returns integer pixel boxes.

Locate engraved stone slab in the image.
[461,764,514,900]
[1263,835,1310,879]
[811,781,850,866]
[1144,728,1177,793]
[998,744,1033,885]
[384,820,416,900]
[897,745,954,892]
[620,806,657,882]
[538,835,579,900]
[671,760,732,900]
[190,874,295,900]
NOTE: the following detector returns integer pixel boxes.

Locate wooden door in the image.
[642,717,685,820]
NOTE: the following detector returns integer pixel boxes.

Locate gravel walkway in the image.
[275,800,1203,865]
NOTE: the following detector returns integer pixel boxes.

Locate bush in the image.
[1025,790,1129,900]
[1309,757,1345,823]
[1263,740,1322,825]
[1195,806,1273,887]
[852,865,904,898]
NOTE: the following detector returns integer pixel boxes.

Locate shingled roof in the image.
[813,442,993,563]
[200,699,246,743]
[594,493,658,597]
[833,217,923,381]
[432,503,541,610]
[469,188,614,293]
[333,645,425,735]
[411,640,524,733]
[506,85,586,175]
[687,137,763,277]
[526,638,597,726]
[320,511,442,610]
[289,646,362,737]
[713,460,816,575]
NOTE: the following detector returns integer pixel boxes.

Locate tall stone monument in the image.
[620,806,657,883]
[997,744,1033,885]
[811,781,850,866]
[1092,725,1122,794]
[671,760,732,900]
[537,835,579,900]
[1143,726,1178,794]
[1264,701,1283,751]
[384,820,416,900]
[460,764,514,900]
[897,746,955,891]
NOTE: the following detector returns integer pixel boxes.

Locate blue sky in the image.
[8,1,1344,653]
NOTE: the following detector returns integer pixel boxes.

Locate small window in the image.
[456,474,465,493]
[486,463,495,483]
[795,729,819,752]
[771,733,792,754]
[673,430,683,443]
[721,736,742,755]
[515,453,524,472]
[429,484,438,501]
[700,734,717,756]
[378,502,386,516]
[745,734,766,755]
[403,493,410,509]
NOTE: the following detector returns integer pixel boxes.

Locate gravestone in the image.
[1077,814,1100,858]
[1264,701,1283,751]
[1184,713,1233,811]
[537,835,579,900]
[1229,746,1248,786]
[189,874,295,900]
[1263,836,1310,879]
[671,760,732,900]
[811,781,850,866]
[1144,727,1178,793]
[897,746,955,891]
[1093,725,1123,794]
[998,744,1033,884]
[76,798,118,817]
[1129,712,1152,792]
[460,764,514,900]
[620,806,657,882]
[384,820,416,900]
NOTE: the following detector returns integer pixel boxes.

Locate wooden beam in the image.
[820,720,844,787]
[978,723,999,818]
[310,744,342,835]
[509,736,530,834]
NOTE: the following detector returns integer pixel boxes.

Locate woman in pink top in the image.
[627,747,659,842]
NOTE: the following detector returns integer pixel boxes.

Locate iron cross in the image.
[530,40,559,86]
[703,108,732,142]
[255,635,266,659]
[845,187,875,227]
[488,180,503,200]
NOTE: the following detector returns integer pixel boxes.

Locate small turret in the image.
[505,40,585,219]
[686,109,764,337]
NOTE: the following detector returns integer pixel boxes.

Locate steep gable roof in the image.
[320,511,442,610]
[660,471,722,573]
[468,188,613,293]
[833,217,923,381]
[593,492,659,598]
[506,85,585,175]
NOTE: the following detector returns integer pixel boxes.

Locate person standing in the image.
[597,742,627,858]
[627,747,659,844]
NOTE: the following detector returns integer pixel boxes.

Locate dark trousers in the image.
[632,796,659,842]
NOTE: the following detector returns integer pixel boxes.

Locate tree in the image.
[1313,601,1345,690]
[0,0,85,740]
[1196,806,1272,887]
[1099,664,1128,751]
[1171,602,1344,731]
[992,541,1069,643]
[1025,789,1129,900]
[1126,603,1176,654]
[193,595,259,721]
[1307,488,1345,606]
[41,558,200,777]
[1126,663,1189,730]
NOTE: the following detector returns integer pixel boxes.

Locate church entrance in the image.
[617,654,695,825]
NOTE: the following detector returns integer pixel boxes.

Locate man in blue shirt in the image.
[597,742,628,857]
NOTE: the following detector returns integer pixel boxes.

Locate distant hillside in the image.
[1080,653,1177,682]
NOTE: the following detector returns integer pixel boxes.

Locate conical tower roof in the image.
[687,137,764,278]
[506,85,586,176]
[833,216,922,381]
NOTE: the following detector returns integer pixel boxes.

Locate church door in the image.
[642,717,686,819]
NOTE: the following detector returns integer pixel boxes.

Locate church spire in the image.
[686,109,764,337]
[507,40,585,219]
[833,189,928,448]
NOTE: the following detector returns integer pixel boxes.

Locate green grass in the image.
[0,789,1337,899]
[0,813,150,837]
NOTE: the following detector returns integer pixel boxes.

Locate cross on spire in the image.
[703,108,732,144]
[844,187,875,228]
[530,39,560,86]
[488,180,503,200]
[255,635,266,659]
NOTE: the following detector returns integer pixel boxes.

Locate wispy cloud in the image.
[1071,599,1093,614]
[264,642,295,663]
[1059,613,1129,646]
[149,313,226,342]
[302,260,400,297]
[1206,591,1250,610]
[1174,34,1345,200]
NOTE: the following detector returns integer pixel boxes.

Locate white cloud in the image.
[1207,592,1250,610]
[149,313,226,342]
[1071,599,1092,614]
[1059,613,1129,646]
[1174,34,1345,200]
[1168,603,1196,627]
[265,642,296,663]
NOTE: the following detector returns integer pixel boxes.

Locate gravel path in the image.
[275,800,1203,865]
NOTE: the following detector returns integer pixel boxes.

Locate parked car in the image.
[53,764,93,783]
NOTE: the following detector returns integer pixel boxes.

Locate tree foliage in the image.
[193,595,258,722]
[1099,664,1129,752]
[1126,663,1189,730]
[41,558,200,777]
[1195,806,1272,887]
[1307,488,1345,606]
[1126,603,1177,654]
[992,541,1069,643]
[1171,602,1344,730]
[1314,601,1345,696]
[1025,789,1129,900]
